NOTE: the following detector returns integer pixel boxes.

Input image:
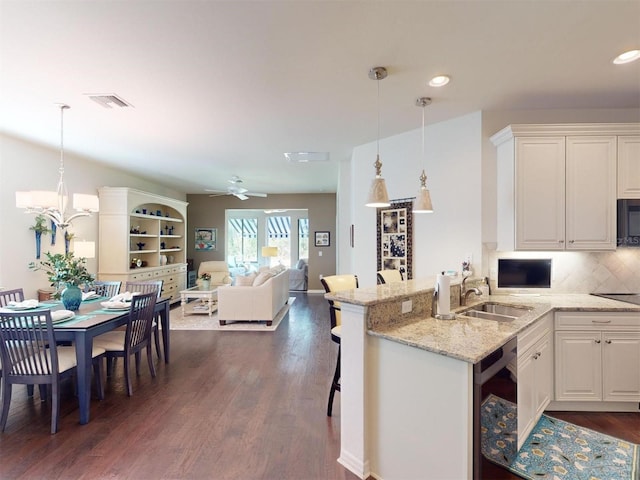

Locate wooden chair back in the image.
[0,288,25,307]
[92,281,122,298]
[124,281,163,299]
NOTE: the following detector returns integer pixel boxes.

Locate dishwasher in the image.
[472,336,517,480]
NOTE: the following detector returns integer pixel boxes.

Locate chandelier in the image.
[15,104,99,229]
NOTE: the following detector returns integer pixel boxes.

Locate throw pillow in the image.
[235,273,256,286]
[253,271,274,286]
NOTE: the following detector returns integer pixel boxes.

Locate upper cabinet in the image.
[618,136,640,198]
[491,124,639,251]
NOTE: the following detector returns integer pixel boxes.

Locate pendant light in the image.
[413,97,434,213]
[365,66,390,208]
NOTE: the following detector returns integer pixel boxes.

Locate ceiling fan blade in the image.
[245,192,267,198]
[234,193,249,200]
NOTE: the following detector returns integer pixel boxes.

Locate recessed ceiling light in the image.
[428,75,450,87]
[613,50,640,64]
[284,152,330,163]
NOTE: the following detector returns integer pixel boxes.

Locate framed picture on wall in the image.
[315,231,330,247]
[195,227,217,250]
[377,201,413,280]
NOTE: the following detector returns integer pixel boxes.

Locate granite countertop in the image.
[327,281,640,365]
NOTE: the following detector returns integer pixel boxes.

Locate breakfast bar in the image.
[326,278,640,480]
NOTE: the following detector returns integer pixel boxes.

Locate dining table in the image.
[21,295,171,425]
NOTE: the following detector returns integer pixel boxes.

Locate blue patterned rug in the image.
[481,394,640,479]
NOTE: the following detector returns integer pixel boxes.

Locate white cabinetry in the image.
[618,136,640,198]
[517,312,553,449]
[98,187,189,301]
[554,311,640,404]
[491,124,639,251]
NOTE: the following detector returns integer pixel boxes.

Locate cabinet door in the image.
[515,137,566,250]
[554,331,602,401]
[517,346,536,450]
[602,332,640,401]
[618,136,640,198]
[565,136,617,250]
[517,332,553,449]
[534,334,553,417]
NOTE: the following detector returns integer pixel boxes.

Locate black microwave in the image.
[617,199,640,247]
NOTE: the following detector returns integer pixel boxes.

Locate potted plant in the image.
[199,272,211,290]
[29,215,51,259]
[29,252,95,310]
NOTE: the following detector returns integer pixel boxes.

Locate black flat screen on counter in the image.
[498,259,552,288]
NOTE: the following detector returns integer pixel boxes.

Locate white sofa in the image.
[217,267,290,326]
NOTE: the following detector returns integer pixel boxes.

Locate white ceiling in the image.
[1,1,639,195]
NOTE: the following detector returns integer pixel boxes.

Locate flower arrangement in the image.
[200,272,211,281]
[29,252,95,298]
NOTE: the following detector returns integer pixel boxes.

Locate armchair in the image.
[289,258,308,291]
[197,261,232,288]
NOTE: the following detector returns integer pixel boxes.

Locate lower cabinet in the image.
[517,312,553,449]
[555,312,640,403]
[100,263,187,303]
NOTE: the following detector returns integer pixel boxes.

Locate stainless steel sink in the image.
[471,303,532,317]
[458,302,532,322]
[460,310,518,322]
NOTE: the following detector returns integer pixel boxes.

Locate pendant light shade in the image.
[413,97,434,213]
[365,66,390,208]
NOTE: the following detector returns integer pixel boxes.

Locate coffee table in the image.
[180,286,218,316]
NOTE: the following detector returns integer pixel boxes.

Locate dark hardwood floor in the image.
[1,293,638,479]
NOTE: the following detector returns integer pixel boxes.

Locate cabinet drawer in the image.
[130,271,154,280]
[519,313,552,354]
[555,311,640,330]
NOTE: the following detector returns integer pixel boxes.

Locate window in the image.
[227,217,258,267]
[226,209,308,269]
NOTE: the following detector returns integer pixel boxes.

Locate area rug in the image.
[481,394,640,479]
[169,297,295,331]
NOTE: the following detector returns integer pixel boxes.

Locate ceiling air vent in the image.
[85,93,133,109]
[284,152,330,163]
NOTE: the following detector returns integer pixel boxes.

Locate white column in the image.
[338,302,370,478]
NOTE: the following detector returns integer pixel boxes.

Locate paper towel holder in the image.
[432,289,457,320]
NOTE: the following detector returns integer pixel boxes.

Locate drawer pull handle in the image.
[591,320,612,324]
[605,339,612,344]
[595,339,601,344]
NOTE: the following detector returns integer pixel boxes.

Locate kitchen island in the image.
[326,278,640,480]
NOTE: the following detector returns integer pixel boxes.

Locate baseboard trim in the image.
[547,400,640,412]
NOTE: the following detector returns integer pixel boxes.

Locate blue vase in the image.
[61,285,82,311]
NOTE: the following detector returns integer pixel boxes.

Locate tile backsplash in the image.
[484,245,640,294]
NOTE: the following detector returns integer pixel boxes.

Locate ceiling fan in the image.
[206,176,267,201]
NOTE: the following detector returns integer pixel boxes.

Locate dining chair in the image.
[0,310,106,434]
[0,288,41,398]
[320,274,359,417]
[92,291,158,396]
[91,281,121,298]
[376,269,404,285]
[124,281,163,359]
[0,288,25,307]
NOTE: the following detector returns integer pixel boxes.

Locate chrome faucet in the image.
[460,276,483,306]
[462,287,482,306]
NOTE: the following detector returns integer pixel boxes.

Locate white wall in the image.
[0,133,185,298]
[347,112,483,288]
[341,107,640,289]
